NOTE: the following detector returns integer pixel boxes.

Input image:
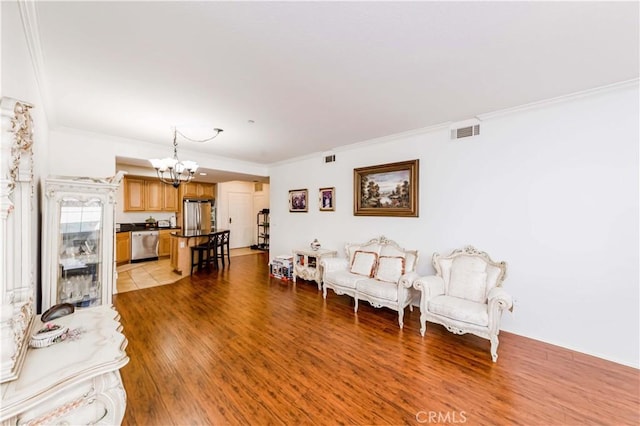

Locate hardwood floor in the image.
[113,252,639,425]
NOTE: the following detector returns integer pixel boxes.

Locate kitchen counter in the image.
[170,228,228,238]
[169,229,229,275]
[116,226,181,233]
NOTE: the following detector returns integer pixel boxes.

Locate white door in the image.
[228,192,253,249]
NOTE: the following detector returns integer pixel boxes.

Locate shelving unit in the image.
[257,209,270,250]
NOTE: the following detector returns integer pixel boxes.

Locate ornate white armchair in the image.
[413,246,512,362]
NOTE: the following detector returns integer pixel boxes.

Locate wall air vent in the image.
[324,154,336,163]
[450,118,481,140]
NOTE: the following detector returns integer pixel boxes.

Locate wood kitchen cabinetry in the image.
[145,180,163,211]
[158,229,172,257]
[115,231,131,265]
[180,182,215,199]
[123,176,179,212]
[163,184,179,211]
[123,177,145,211]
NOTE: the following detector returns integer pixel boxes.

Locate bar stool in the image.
[204,232,220,270]
[190,235,214,274]
[216,230,231,266]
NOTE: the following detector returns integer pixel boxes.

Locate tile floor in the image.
[115,247,263,294]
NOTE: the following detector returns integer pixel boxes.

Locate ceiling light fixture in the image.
[149,127,223,188]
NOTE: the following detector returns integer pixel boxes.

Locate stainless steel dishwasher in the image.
[130,230,159,262]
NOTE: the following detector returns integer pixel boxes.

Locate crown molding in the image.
[268,121,450,168]
[17,0,57,125]
[477,79,639,121]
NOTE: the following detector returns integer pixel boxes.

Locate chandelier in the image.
[149,127,223,188]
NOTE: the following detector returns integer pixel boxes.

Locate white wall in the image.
[46,128,271,227]
[47,127,269,179]
[268,82,639,368]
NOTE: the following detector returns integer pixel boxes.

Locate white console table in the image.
[292,248,337,290]
[0,305,129,425]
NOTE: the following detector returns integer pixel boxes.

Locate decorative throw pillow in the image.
[375,256,405,283]
[350,251,378,277]
[448,256,488,303]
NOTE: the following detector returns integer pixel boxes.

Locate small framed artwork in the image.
[319,187,335,211]
[288,189,308,212]
[353,159,419,217]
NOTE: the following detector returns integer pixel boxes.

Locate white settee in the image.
[320,236,419,329]
[413,246,512,362]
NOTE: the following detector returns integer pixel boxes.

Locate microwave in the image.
[157,220,171,228]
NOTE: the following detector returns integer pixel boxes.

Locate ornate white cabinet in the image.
[1,97,129,425]
[42,175,123,312]
[292,248,337,290]
[0,305,129,425]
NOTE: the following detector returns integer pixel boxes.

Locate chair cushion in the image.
[325,270,369,289]
[375,256,405,283]
[404,250,418,272]
[350,251,378,277]
[428,295,488,326]
[356,278,398,302]
[448,256,488,303]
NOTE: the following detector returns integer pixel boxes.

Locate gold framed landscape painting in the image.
[353,159,419,217]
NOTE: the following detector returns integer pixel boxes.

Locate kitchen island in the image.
[170,229,229,275]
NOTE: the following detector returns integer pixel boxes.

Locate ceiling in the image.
[30,1,639,178]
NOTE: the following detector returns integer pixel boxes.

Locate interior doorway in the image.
[227,192,253,249]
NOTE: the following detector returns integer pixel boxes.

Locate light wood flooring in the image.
[115,248,261,293]
[113,252,639,425]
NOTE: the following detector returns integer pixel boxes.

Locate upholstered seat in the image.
[413,246,512,362]
[321,236,419,329]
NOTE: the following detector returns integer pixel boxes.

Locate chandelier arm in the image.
[175,128,223,143]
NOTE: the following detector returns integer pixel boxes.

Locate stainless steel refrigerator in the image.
[183,199,213,233]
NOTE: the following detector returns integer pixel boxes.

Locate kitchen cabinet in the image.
[115,231,131,265]
[145,180,163,211]
[158,229,172,257]
[123,176,179,212]
[42,175,121,311]
[163,184,179,211]
[181,182,215,199]
[123,177,145,211]
[170,234,179,271]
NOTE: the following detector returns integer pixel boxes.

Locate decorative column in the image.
[0,97,35,383]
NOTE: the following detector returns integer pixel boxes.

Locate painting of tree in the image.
[354,160,419,217]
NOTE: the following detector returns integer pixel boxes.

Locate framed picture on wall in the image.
[288,189,308,212]
[319,187,335,211]
[353,159,419,217]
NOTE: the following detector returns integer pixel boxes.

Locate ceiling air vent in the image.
[450,118,481,140]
